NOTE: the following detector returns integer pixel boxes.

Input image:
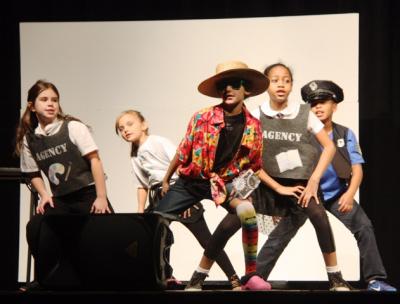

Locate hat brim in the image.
[198,68,269,98]
[306,89,343,103]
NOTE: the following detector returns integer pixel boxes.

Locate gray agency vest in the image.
[260,104,318,179]
[26,120,94,197]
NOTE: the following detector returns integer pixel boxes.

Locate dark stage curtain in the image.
[1,0,399,290]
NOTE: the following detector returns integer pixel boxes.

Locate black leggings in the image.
[203,191,336,262]
[182,216,237,278]
[273,178,336,253]
[256,178,336,253]
[204,213,242,261]
[303,197,335,253]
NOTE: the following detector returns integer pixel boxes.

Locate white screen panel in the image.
[19,13,359,282]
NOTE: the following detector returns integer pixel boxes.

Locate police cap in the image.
[301,80,344,103]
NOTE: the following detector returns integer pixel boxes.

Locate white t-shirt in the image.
[251,100,324,135]
[131,134,177,189]
[21,119,98,173]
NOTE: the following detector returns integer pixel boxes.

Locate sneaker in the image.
[367,280,397,292]
[229,274,242,291]
[184,271,208,291]
[328,271,353,291]
[241,274,272,291]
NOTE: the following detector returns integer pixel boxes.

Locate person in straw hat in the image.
[154,60,271,290]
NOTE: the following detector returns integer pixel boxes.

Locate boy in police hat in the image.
[302,79,397,292]
[154,60,271,290]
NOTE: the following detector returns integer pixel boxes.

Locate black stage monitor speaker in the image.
[34,213,172,290]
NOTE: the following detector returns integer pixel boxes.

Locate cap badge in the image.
[309,81,318,91]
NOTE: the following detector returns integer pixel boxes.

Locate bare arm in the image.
[85,151,111,214]
[299,129,336,207]
[161,152,181,195]
[31,176,54,214]
[137,187,148,213]
[338,164,363,213]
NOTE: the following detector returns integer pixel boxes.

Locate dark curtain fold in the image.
[1,0,399,289]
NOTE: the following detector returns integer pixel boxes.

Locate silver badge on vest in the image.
[337,138,345,148]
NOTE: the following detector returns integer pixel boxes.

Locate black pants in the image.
[26,185,114,274]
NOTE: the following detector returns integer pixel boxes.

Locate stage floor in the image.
[1,284,399,304]
[1,290,399,304]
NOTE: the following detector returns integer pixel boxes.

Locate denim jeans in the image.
[154,177,213,214]
[325,198,387,282]
[154,177,235,214]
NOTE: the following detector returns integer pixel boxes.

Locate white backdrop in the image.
[19,13,359,282]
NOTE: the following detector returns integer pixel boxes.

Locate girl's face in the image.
[310,99,337,124]
[29,88,60,127]
[266,65,293,105]
[117,113,148,144]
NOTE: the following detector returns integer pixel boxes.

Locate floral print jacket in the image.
[177,103,263,204]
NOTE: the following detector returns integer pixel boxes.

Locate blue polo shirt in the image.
[320,129,364,201]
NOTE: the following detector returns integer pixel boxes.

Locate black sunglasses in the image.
[216,78,246,92]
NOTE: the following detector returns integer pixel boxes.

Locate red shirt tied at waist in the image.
[177,104,263,204]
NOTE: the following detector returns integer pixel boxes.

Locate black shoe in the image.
[328,271,353,291]
[229,274,242,291]
[19,281,42,292]
[184,271,208,291]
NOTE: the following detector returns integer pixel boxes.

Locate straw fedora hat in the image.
[198,60,269,98]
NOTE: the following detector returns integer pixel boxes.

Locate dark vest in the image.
[260,104,318,179]
[312,122,352,180]
[26,121,94,197]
